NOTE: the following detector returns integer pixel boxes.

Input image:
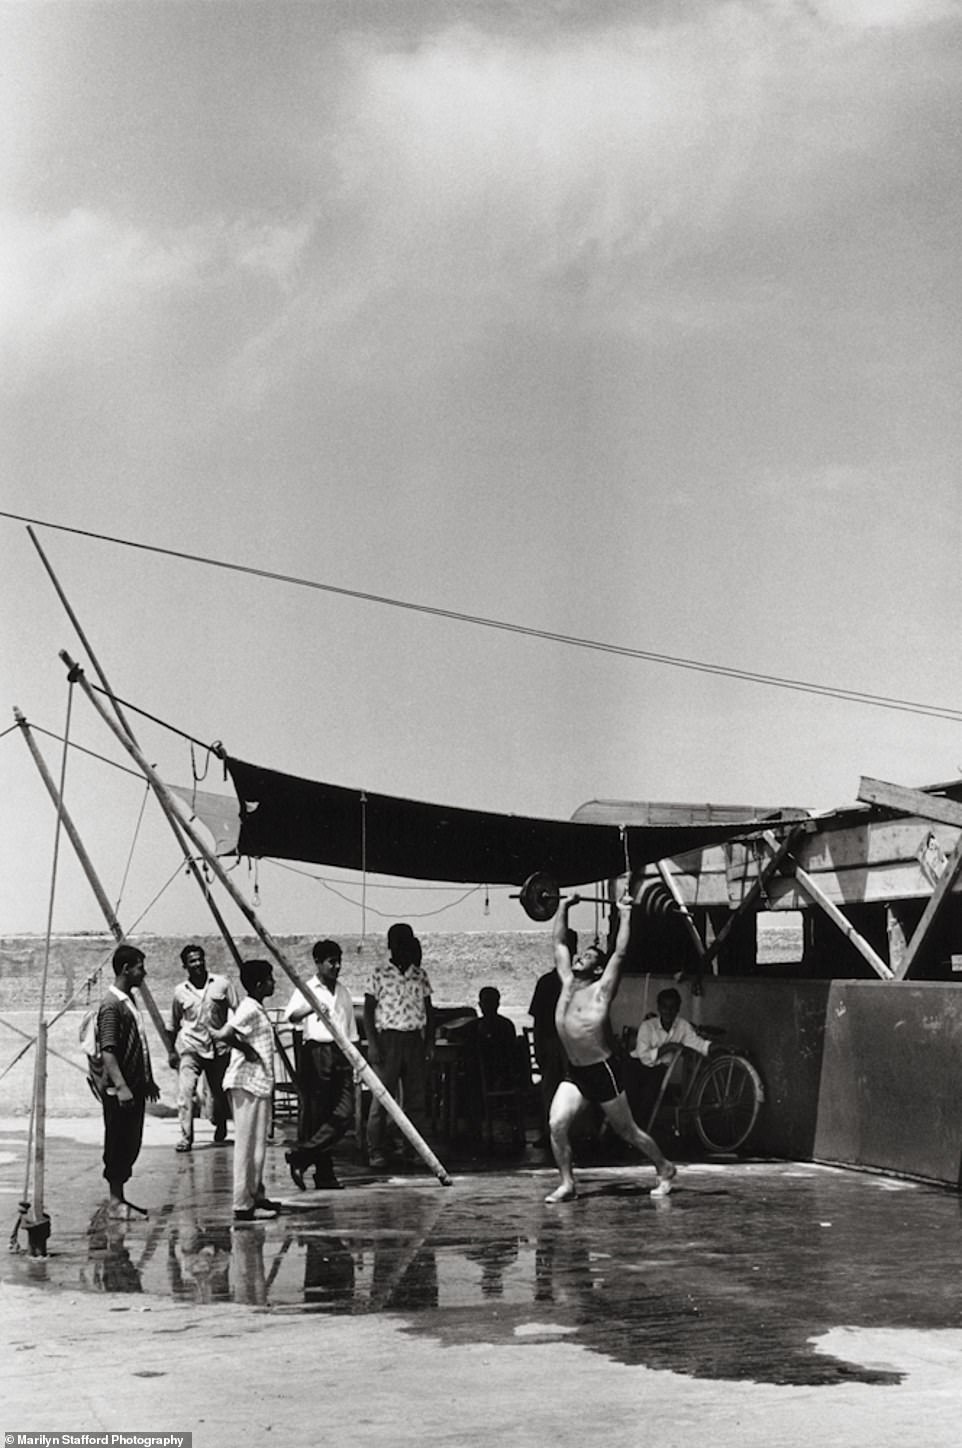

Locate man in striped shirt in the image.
[97,944,159,1219]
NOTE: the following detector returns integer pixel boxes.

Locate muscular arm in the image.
[552,896,578,982]
[597,895,634,1002]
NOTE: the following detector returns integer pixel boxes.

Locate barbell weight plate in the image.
[518,871,561,922]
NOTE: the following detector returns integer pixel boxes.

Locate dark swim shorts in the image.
[565,1055,625,1104]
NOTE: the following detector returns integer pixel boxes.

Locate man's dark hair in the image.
[657,988,682,1008]
[312,939,342,964]
[387,922,419,965]
[180,943,206,967]
[479,986,501,1008]
[112,943,145,975]
[240,958,272,992]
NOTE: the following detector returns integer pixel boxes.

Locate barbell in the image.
[512,871,611,922]
[511,871,682,922]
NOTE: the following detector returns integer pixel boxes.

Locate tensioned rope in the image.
[0,721,145,777]
[2,510,960,723]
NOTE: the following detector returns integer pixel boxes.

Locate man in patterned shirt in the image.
[98,943,160,1219]
[363,923,434,1169]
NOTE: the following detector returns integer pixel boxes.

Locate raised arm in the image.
[598,895,634,999]
[552,894,580,981]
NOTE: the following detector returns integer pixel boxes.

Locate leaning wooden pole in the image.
[14,709,172,1054]
[61,651,453,1188]
[759,830,893,981]
[28,526,244,970]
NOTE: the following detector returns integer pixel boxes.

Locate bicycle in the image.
[627,1024,765,1155]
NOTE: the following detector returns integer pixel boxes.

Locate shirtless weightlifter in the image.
[545,892,677,1205]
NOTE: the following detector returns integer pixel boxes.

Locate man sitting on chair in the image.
[454,988,520,1141]
[630,987,719,1130]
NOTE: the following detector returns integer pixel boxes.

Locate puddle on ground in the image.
[5,1168,962,1387]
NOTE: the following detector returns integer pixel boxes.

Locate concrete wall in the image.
[614,974,962,1185]
[815,981,962,1185]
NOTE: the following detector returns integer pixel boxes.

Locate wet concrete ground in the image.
[4,1116,962,1445]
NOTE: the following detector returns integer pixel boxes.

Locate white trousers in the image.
[229,1087,271,1211]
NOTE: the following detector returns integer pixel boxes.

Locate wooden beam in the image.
[15,709,173,1055]
[701,824,805,971]
[857,777,962,830]
[894,830,962,980]
[759,831,893,980]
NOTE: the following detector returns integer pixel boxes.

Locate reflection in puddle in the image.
[8,1168,962,1388]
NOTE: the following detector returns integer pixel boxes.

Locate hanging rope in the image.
[189,739,218,812]
[264,858,484,920]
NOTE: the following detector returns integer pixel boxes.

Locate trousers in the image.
[229,1087,271,1212]
[177,1050,230,1144]
[366,1029,428,1156]
[289,1041,355,1169]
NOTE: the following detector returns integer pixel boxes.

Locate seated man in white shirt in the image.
[630,987,719,1131]
[283,939,358,1191]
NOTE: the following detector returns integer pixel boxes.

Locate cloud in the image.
[251,3,956,377]
[0,207,312,385]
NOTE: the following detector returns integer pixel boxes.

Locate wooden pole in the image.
[893,833,962,980]
[759,830,893,981]
[14,709,172,1053]
[28,526,244,970]
[61,651,453,1187]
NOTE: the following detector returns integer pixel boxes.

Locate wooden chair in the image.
[266,1010,301,1137]
[476,1036,528,1150]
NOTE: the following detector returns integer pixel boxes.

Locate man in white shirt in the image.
[631,987,717,1130]
[283,939,358,1191]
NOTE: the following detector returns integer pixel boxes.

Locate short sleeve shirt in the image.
[223,996,275,1098]
[367,959,432,1032]
[98,986,155,1098]
[171,973,237,1058]
[284,976,358,1044]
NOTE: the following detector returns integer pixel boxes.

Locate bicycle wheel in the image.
[692,1053,764,1154]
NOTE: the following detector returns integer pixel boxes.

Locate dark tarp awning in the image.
[224,755,789,887]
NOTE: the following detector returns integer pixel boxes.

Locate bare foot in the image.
[650,1163,677,1198]
[544,1183,577,1205]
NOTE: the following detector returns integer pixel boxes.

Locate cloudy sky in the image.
[2,0,961,942]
